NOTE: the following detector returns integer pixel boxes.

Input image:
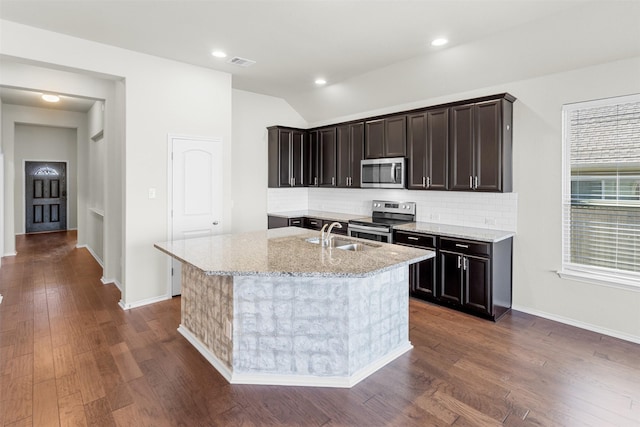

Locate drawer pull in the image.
[455,243,469,248]
[408,236,420,241]
[291,220,300,225]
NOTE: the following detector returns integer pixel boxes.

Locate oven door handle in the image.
[348,224,391,233]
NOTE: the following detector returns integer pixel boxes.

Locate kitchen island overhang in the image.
[155,227,434,388]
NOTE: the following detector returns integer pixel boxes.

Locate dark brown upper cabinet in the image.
[317,127,337,187]
[450,96,513,192]
[364,115,407,159]
[407,108,449,190]
[336,122,364,188]
[268,93,514,192]
[268,126,309,188]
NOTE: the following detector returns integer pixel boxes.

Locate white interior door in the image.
[171,137,223,296]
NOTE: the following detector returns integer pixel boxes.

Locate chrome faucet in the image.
[324,222,343,246]
[320,223,329,246]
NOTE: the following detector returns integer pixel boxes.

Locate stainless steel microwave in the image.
[361,157,406,189]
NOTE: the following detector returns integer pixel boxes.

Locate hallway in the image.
[0,232,639,426]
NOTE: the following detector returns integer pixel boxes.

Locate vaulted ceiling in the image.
[1,1,639,123]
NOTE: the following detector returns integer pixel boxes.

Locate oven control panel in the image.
[372,200,416,215]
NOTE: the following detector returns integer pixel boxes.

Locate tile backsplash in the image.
[268,188,517,231]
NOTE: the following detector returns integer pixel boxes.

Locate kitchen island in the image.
[155,227,433,388]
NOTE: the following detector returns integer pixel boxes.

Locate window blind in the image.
[562,94,640,286]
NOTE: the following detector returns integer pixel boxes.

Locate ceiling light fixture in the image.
[42,94,60,103]
[315,78,327,85]
[431,38,448,47]
[211,50,227,58]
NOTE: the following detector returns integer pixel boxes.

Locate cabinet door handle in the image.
[455,243,469,249]
[314,177,318,186]
[332,177,335,186]
[474,176,478,189]
[408,236,419,241]
[291,220,301,225]
[463,257,468,271]
[422,176,426,188]
[457,255,462,269]
[427,176,431,188]
[469,176,473,189]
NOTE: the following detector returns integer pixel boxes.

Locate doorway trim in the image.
[166,134,223,297]
[22,159,70,234]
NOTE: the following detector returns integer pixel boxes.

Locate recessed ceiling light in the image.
[42,94,60,103]
[431,38,448,47]
[315,78,327,85]
[211,50,227,58]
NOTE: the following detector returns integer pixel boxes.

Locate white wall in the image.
[231,89,307,232]
[86,100,105,264]
[1,20,232,308]
[14,123,79,232]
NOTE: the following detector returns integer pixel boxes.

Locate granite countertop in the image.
[155,227,433,278]
[268,210,368,223]
[394,222,515,243]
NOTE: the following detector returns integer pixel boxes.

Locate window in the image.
[561,94,640,289]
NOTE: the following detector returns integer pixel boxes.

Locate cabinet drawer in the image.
[288,217,303,227]
[394,231,436,248]
[440,237,490,257]
[303,217,323,230]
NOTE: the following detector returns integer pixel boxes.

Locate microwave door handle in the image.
[390,164,395,183]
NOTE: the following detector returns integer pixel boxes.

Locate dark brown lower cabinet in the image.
[439,250,491,316]
[394,231,437,301]
[267,215,347,235]
[267,216,303,229]
[395,230,512,321]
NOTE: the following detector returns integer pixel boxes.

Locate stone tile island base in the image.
[178,263,412,388]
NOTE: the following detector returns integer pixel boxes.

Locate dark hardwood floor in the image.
[1,231,639,426]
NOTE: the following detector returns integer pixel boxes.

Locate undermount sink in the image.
[305,237,378,252]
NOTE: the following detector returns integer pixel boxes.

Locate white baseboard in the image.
[2,252,17,257]
[118,293,171,310]
[178,324,413,388]
[512,304,640,345]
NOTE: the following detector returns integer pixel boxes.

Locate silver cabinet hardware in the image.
[408,236,419,241]
[422,176,426,188]
[457,255,462,269]
[469,176,473,189]
[314,177,318,186]
[426,176,431,188]
[463,257,468,270]
[332,177,335,186]
[455,243,469,248]
[474,176,478,189]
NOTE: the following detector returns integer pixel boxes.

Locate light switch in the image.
[148,188,156,199]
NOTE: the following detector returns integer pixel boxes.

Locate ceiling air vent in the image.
[227,57,256,67]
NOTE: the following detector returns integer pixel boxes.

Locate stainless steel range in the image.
[348,200,416,243]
